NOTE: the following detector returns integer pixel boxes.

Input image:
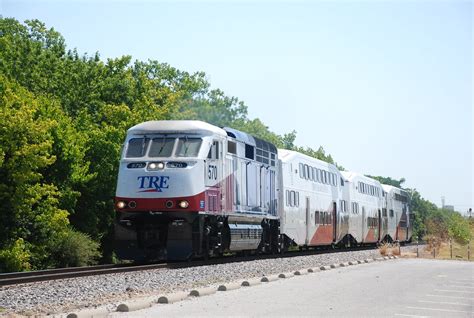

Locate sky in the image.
[3,0,473,214]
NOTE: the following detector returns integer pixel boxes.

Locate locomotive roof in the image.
[128,120,227,137]
[223,127,277,153]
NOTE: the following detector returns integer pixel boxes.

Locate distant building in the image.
[444,205,454,211]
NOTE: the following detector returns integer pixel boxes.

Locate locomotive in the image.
[114,120,413,261]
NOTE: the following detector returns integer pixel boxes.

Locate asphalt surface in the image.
[112,258,474,317]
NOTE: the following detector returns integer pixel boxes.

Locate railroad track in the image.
[0,263,168,287]
[0,243,416,287]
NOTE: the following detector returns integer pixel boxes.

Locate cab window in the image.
[207,141,220,159]
[126,137,150,158]
[176,138,202,157]
[149,138,175,157]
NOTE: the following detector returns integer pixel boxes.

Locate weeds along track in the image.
[0,243,412,286]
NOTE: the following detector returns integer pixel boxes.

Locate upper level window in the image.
[149,138,174,157]
[176,138,202,157]
[126,137,150,158]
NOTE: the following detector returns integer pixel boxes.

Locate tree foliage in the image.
[366,175,405,188]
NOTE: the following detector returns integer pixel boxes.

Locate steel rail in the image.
[0,263,168,286]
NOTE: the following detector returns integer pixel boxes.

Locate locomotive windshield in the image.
[124,136,202,158]
[149,137,175,157]
[125,138,150,158]
[176,138,202,157]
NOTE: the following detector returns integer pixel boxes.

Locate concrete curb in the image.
[157,291,189,304]
[217,282,241,291]
[66,307,109,318]
[384,256,390,260]
[394,255,399,259]
[116,296,156,312]
[241,278,262,287]
[320,265,331,271]
[278,272,295,279]
[294,269,309,275]
[261,275,279,282]
[189,287,217,297]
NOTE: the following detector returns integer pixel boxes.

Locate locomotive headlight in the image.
[148,162,165,170]
[116,201,126,209]
[178,200,189,209]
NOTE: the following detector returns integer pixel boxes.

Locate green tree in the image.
[366,175,405,188]
[407,189,438,239]
[0,76,72,269]
[447,211,471,245]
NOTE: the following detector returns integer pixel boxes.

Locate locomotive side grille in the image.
[228,224,263,251]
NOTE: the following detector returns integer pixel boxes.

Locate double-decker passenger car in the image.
[278,149,347,248]
[382,185,412,242]
[340,172,384,245]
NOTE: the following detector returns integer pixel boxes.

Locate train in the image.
[114,120,413,261]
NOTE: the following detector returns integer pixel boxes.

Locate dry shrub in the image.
[379,243,390,256]
[392,243,401,256]
[424,235,443,251]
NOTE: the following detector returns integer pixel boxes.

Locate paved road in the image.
[112,258,473,317]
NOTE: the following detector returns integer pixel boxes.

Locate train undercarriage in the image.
[115,211,281,261]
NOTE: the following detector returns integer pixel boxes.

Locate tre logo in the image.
[137,176,170,192]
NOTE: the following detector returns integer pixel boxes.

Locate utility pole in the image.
[441,196,445,209]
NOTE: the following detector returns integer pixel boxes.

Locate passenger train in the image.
[114,120,413,261]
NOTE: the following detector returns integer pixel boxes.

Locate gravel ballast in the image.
[0,248,410,316]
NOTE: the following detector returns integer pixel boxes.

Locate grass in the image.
[435,240,473,260]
